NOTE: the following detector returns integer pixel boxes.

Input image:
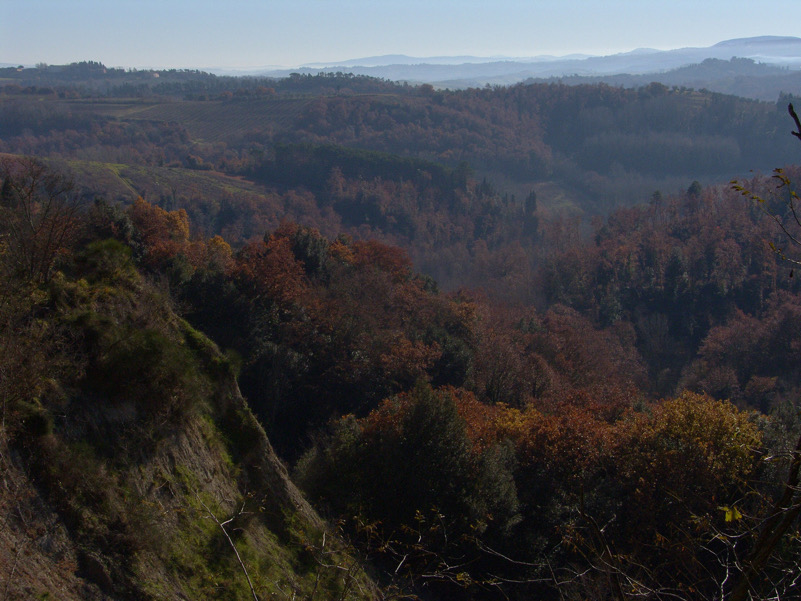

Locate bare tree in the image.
[0,157,83,283]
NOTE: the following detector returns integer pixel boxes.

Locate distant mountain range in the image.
[244,36,801,100]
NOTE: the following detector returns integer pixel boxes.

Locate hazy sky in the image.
[3,0,801,69]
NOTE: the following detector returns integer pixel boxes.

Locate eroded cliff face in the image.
[0,252,374,601]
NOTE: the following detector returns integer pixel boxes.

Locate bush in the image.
[89,327,208,421]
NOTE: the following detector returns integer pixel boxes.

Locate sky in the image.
[3,0,801,70]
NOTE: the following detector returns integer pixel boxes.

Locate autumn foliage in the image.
[4,102,801,598]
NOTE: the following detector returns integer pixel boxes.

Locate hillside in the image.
[2,75,798,268]
[0,159,376,600]
[2,74,796,196]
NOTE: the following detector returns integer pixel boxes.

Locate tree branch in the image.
[789,103,801,142]
[727,431,801,601]
[195,492,260,601]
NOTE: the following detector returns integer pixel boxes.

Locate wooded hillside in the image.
[2,68,801,600]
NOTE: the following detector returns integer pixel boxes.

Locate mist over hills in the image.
[251,36,801,99]
[6,36,801,101]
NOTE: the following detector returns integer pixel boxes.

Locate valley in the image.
[2,52,801,600]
